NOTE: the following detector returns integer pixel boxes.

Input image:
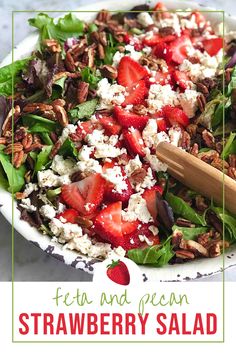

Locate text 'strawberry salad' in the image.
[0,3,236,267]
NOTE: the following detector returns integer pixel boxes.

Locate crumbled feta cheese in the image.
[144,147,168,172]
[108,246,126,258]
[180,17,198,30]
[79,145,95,161]
[87,242,112,258]
[59,124,77,144]
[49,218,83,241]
[178,89,200,118]
[19,198,37,212]
[142,119,170,148]
[135,167,156,192]
[51,155,76,176]
[66,234,92,253]
[23,183,38,197]
[122,193,153,223]
[39,205,56,220]
[76,158,103,174]
[112,51,125,67]
[124,155,142,177]
[147,84,178,113]
[97,78,126,109]
[95,145,126,159]
[125,45,143,62]
[86,129,105,146]
[138,234,154,246]
[137,12,154,27]
[157,14,181,36]
[102,165,127,193]
[168,127,182,147]
[37,170,70,187]
[148,225,159,236]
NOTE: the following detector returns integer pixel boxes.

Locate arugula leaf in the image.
[172,225,209,240]
[28,13,84,44]
[68,98,98,122]
[210,206,236,243]
[22,114,58,133]
[81,67,101,89]
[58,138,77,159]
[0,58,30,96]
[165,192,207,226]
[39,132,53,145]
[0,152,26,192]
[221,132,236,159]
[34,146,52,173]
[127,238,174,266]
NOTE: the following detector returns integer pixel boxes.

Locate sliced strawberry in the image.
[121,220,139,235]
[61,173,105,215]
[114,106,149,130]
[99,115,122,136]
[123,80,148,106]
[153,71,172,86]
[76,121,95,140]
[117,56,148,87]
[123,128,145,157]
[56,209,79,224]
[172,70,190,90]
[122,223,160,251]
[169,35,193,64]
[103,162,133,204]
[152,42,173,63]
[163,105,189,127]
[191,11,206,27]
[142,186,163,221]
[156,118,168,132]
[202,37,223,57]
[94,201,123,246]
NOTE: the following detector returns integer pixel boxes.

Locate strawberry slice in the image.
[123,80,148,106]
[202,37,223,57]
[123,128,145,157]
[56,209,79,224]
[103,162,133,204]
[76,121,95,140]
[169,35,193,64]
[142,186,163,221]
[122,223,160,251]
[122,220,139,235]
[172,70,190,90]
[156,118,168,132]
[61,173,105,215]
[99,115,122,136]
[191,11,206,26]
[152,42,173,63]
[153,71,172,86]
[94,201,123,246]
[163,105,189,127]
[114,106,149,130]
[117,56,148,87]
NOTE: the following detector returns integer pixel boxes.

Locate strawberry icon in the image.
[106,260,130,286]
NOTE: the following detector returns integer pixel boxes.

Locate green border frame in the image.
[11,8,225,344]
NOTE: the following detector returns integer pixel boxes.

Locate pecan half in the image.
[24,143,43,153]
[228,167,236,179]
[189,143,199,157]
[229,154,236,168]
[12,150,25,168]
[100,65,118,80]
[179,131,191,150]
[53,105,68,127]
[22,133,33,150]
[49,140,62,159]
[172,230,183,250]
[175,250,195,259]
[77,81,89,103]
[197,94,207,112]
[65,51,76,72]
[202,129,215,148]
[1,105,21,136]
[0,137,7,144]
[23,103,53,113]
[185,239,209,257]
[4,142,23,154]
[129,168,147,185]
[176,218,195,228]
[198,150,219,164]
[211,157,229,172]
[43,39,61,52]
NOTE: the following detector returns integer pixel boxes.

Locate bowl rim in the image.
[1,0,236,282]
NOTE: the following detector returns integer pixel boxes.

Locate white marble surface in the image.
[0,0,235,281]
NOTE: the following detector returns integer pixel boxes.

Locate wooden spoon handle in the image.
[156,141,236,215]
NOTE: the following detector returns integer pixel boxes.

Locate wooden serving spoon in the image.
[156,141,236,215]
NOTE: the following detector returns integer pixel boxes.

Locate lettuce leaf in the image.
[68,98,98,122]
[172,225,209,240]
[22,114,58,133]
[210,206,236,243]
[0,58,30,96]
[0,152,26,192]
[34,145,52,172]
[58,138,77,159]
[221,132,236,159]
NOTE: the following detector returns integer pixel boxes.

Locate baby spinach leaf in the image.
[197,94,225,130]
[0,58,30,96]
[81,67,101,89]
[165,192,207,226]
[69,98,98,122]
[0,152,26,192]
[58,138,77,159]
[221,132,236,159]
[34,145,52,172]
[22,114,57,133]
[29,13,84,44]
[127,238,174,266]
[172,225,209,240]
[39,132,53,145]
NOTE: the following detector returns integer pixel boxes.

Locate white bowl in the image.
[1,0,236,281]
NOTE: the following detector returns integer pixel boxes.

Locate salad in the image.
[0,2,236,267]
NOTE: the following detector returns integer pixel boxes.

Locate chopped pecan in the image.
[97,43,105,60]
[198,77,217,91]
[23,103,53,113]
[2,105,21,136]
[100,65,117,80]
[229,154,236,168]
[197,230,220,248]
[175,250,195,259]
[15,192,27,200]
[159,26,175,37]
[14,127,27,142]
[202,129,215,148]
[52,99,66,108]
[4,142,23,155]
[129,168,147,185]
[49,132,58,144]
[24,170,31,184]
[208,240,230,258]
[43,39,61,52]
[196,82,209,96]
[0,137,7,144]
[49,140,62,159]
[82,47,95,68]
[12,150,25,168]
[189,143,199,157]
[33,134,42,145]
[96,9,111,23]
[176,218,195,228]
[53,105,68,127]
[76,216,93,228]
[195,195,208,211]
[71,39,87,58]
[198,150,219,164]
[228,167,236,179]
[215,141,223,154]
[24,143,43,153]
[179,131,191,150]
[22,133,33,150]
[172,230,183,250]
[185,239,209,257]
[133,104,148,115]
[197,94,206,112]
[77,81,89,104]
[65,51,76,72]
[211,157,229,172]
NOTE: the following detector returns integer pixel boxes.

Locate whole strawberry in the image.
[106,260,130,286]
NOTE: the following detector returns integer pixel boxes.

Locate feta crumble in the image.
[37,169,71,187]
[147,84,178,113]
[122,193,153,224]
[39,205,56,220]
[144,147,168,173]
[97,78,126,109]
[178,89,200,118]
[137,12,154,28]
[102,165,127,193]
[51,155,76,176]
[19,198,36,212]
[49,218,83,241]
